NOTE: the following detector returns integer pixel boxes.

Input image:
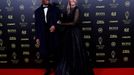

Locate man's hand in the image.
[49,25,56,32]
[35,39,40,48]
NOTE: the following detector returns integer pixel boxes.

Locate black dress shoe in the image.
[44,72,49,75]
[44,71,50,75]
[44,70,51,75]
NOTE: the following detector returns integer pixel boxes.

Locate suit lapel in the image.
[40,6,45,23]
[46,4,52,24]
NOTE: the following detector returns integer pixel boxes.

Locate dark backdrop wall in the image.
[0,0,133,68]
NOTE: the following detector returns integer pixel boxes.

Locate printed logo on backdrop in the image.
[109,0,119,8]
[57,0,64,9]
[31,0,38,11]
[125,0,130,7]
[109,50,117,63]
[5,0,14,11]
[82,0,90,9]
[35,52,43,64]
[19,4,24,10]
[0,30,2,36]
[123,11,131,24]
[96,37,105,50]
[0,39,5,51]
[19,14,28,27]
[11,52,19,64]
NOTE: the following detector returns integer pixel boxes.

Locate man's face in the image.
[42,0,49,5]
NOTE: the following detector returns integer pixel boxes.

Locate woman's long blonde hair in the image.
[67,0,77,14]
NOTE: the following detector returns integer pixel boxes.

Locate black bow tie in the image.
[43,5,48,8]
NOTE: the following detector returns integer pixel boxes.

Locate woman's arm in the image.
[62,8,80,26]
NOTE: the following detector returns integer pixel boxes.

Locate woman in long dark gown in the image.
[56,0,94,75]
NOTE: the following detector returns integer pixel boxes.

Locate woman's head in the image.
[67,0,77,14]
[68,0,77,8]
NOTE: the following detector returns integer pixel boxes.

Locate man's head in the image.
[42,0,50,5]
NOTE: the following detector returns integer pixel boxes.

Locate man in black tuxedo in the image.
[35,0,60,75]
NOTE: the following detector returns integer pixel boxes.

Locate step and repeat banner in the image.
[0,0,134,68]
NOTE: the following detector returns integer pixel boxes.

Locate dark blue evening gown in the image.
[56,6,94,75]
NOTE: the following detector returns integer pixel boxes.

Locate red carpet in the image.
[0,68,133,75]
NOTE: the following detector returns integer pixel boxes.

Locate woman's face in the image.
[69,0,76,6]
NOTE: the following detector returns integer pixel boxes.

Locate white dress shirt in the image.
[43,7,48,23]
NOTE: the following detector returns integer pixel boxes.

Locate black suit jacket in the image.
[35,4,60,58]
